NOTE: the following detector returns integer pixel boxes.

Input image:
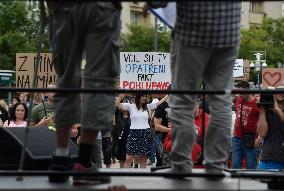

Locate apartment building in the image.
[241,1,284,29]
[121,2,155,34]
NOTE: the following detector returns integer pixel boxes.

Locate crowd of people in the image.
[2,1,284,190]
[2,81,283,172]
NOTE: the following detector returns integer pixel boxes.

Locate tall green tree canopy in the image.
[239,17,284,67]
[121,24,171,52]
[0,1,48,70]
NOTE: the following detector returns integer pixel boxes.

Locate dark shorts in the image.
[126,128,152,156]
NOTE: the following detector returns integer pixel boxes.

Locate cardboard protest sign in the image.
[16,53,57,88]
[262,68,284,88]
[120,52,171,90]
[234,60,250,80]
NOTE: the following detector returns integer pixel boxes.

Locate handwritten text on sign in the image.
[233,59,243,78]
[120,52,171,90]
[16,53,57,88]
[262,68,284,88]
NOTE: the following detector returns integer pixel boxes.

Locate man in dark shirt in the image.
[257,86,284,170]
[154,95,170,166]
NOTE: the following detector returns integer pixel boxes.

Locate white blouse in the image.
[122,103,157,130]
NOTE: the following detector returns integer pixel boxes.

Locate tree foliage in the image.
[239,17,284,67]
[121,24,171,52]
[0,1,49,71]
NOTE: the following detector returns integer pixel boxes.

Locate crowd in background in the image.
[0,80,283,170]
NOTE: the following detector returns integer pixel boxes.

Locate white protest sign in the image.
[233,59,244,78]
[120,52,171,90]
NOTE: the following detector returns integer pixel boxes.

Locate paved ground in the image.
[0,169,270,191]
[103,159,155,169]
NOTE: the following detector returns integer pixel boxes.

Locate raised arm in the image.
[156,95,169,107]
[116,94,125,110]
[257,108,268,138]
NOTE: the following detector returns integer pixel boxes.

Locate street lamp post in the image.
[250,51,267,88]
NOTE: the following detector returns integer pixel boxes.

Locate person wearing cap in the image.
[257,85,284,170]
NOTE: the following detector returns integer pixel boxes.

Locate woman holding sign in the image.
[116,93,167,168]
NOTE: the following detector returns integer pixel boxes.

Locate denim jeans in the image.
[259,160,284,170]
[149,142,155,163]
[155,134,163,167]
[232,136,256,169]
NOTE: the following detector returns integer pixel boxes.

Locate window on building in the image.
[249,1,264,12]
[132,2,139,5]
[130,11,142,25]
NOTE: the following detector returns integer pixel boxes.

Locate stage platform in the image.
[0,169,272,191]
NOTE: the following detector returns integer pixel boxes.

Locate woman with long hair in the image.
[116,93,168,168]
[3,103,28,128]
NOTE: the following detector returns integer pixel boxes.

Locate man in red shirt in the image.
[232,81,259,169]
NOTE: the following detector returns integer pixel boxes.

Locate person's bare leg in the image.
[139,155,147,168]
[56,126,72,156]
[124,155,133,168]
[119,160,126,168]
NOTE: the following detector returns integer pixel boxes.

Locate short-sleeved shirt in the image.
[122,102,156,130]
[154,101,170,141]
[31,102,55,127]
[233,96,260,138]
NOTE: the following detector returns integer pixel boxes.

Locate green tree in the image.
[262,17,284,66]
[0,1,49,70]
[239,17,284,68]
[121,24,171,52]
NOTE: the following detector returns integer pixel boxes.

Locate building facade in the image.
[241,1,284,29]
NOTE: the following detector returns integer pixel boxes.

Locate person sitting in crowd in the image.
[3,103,28,128]
[163,102,209,168]
[116,93,167,168]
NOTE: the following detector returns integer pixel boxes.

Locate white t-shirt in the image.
[122,102,157,130]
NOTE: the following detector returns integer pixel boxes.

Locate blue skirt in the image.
[126,128,152,156]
